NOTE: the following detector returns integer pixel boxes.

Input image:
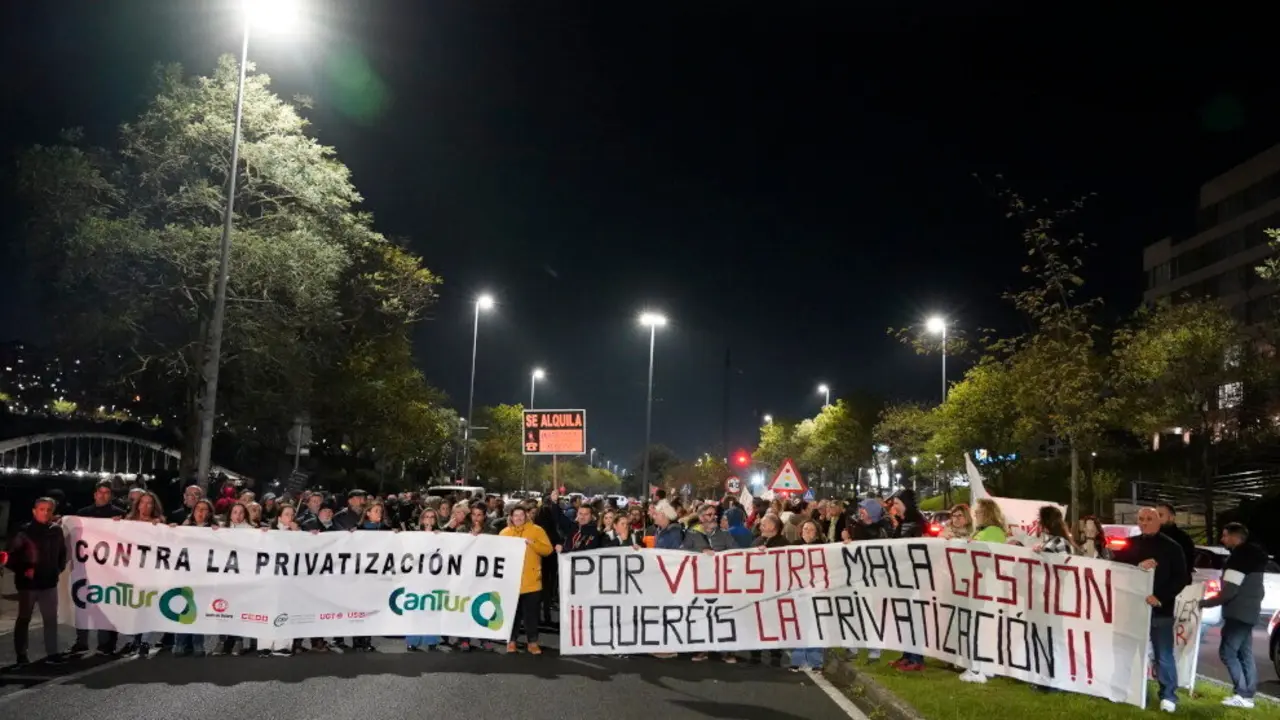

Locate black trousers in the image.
[75,628,119,653]
[510,592,541,643]
[15,589,59,658]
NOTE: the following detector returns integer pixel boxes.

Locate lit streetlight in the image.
[521,366,545,492]
[589,447,597,467]
[195,0,304,490]
[461,293,495,481]
[926,315,947,403]
[639,311,668,500]
[763,414,773,424]
[817,383,830,407]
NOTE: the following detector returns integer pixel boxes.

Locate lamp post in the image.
[817,384,830,407]
[195,0,302,490]
[461,294,495,482]
[763,414,773,424]
[639,311,667,502]
[926,315,947,403]
[520,367,544,492]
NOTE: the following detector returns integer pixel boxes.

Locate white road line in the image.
[563,657,606,670]
[805,668,869,720]
[0,656,132,708]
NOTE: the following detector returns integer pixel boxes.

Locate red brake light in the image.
[927,523,942,536]
[0,550,7,567]
[1106,537,1129,550]
[1205,579,1221,599]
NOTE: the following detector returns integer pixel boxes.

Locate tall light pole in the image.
[461,293,495,482]
[639,311,667,502]
[763,414,773,424]
[589,447,597,467]
[195,0,301,490]
[926,316,947,403]
[817,383,830,407]
[520,367,544,492]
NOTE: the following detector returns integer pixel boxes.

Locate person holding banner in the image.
[789,520,827,673]
[1199,522,1268,709]
[888,490,926,672]
[114,491,165,659]
[68,480,124,657]
[406,507,449,653]
[174,499,217,657]
[1114,507,1189,714]
[499,506,553,655]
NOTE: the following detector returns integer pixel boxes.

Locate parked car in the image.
[1101,523,1139,552]
[1192,545,1280,625]
[1268,608,1280,677]
[925,511,949,537]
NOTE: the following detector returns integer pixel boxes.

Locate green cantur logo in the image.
[388,587,504,630]
[71,579,196,625]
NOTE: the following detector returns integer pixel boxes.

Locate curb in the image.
[822,653,925,720]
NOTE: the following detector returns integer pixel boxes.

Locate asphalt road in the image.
[0,633,860,720]
[1197,619,1280,697]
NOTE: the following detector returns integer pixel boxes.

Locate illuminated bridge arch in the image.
[0,432,249,483]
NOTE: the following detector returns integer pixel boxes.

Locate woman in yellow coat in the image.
[499,506,553,654]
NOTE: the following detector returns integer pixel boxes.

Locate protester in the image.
[6,497,67,665]
[68,481,123,656]
[1155,502,1196,584]
[1199,522,1267,709]
[116,491,165,658]
[406,507,450,653]
[789,520,826,673]
[1113,506,1189,714]
[888,490,926,672]
[970,498,1008,543]
[331,489,366,531]
[603,512,642,549]
[500,507,553,655]
[938,504,972,540]
[168,484,204,525]
[174,499,216,657]
[1077,515,1112,560]
[650,501,686,551]
[555,502,600,554]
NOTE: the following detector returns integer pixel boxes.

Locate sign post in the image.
[523,409,586,490]
[724,476,742,495]
[767,458,808,497]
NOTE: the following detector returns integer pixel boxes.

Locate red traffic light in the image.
[733,450,751,467]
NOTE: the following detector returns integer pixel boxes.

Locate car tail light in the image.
[927,523,942,536]
[1269,612,1279,638]
[0,550,6,566]
[1106,537,1129,550]
[1204,579,1221,600]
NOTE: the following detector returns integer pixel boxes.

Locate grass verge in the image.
[919,489,970,512]
[830,652,1279,720]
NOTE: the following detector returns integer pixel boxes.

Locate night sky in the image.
[2,2,1278,466]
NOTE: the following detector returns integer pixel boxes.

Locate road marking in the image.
[805,668,869,720]
[563,657,605,670]
[0,656,132,708]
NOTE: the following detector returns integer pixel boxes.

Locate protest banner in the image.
[561,540,1154,706]
[62,517,525,641]
[1171,582,1205,690]
[966,455,1065,543]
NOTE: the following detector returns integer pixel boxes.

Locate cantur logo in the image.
[388,588,504,630]
[71,579,196,625]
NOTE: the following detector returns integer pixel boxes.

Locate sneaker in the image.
[789,666,802,673]
[897,661,923,672]
[1222,695,1255,709]
[406,646,423,652]
[44,654,67,665]
[958,670,988,684]
[15,654,30,666]
[271,649,292,657]
[459,641,471,652]
[887,657,906,669]
[435,644,453,653]
[67,644,90,655]
[691,653,709,662]
[506,642,519,654]
[723,654,738,664]
[136,644,151,659]
[258,650,272,658]
[1159,699,1176,713]
[527,643,542,656]
[651,652,677,659]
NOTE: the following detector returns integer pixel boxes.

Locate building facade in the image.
[1143,142,1280,323]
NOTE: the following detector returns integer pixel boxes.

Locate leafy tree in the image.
[537,461,621,494]
[16,57,438,484]
[472,403,525,492]
[1111,298,1253,535]
[873,403,936,468]
[803,399,870,484]
[635,444,681,492]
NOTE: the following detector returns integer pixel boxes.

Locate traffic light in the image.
[733,450,751,467]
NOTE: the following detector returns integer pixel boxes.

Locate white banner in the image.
[63,517,525,640]
[966,455,1065,543]
[561,539,1154,706]
[1171,582,1204,690]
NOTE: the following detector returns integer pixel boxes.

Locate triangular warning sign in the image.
[768,458,807,494]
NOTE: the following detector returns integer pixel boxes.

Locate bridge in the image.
[0,432,249,483]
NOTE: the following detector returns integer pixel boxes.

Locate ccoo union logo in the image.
[71,579,196,625]
[388,588,504,630]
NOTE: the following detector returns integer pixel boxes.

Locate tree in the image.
[537,461,621,494]
[755,419,811,471]
[472,404,525,492]
[635,444,681,492]
[16,57,438,484]
[1111,298,1252,535]
[988,182,1107,525]
[873,403,936,467]
[802,399,870,486]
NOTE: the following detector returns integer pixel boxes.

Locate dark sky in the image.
[2,1,1278,467]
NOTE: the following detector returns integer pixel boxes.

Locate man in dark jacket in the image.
[555,504,600,554]
[1114,507,1189,713]
[1156,503,1196,584]
[67,481,124,655]
[330,489,367,531]
[1200,522,1268,708]
[167,484,204,525]
[5,497,68,664]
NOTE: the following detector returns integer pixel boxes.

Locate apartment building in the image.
[1143,142,1280,323]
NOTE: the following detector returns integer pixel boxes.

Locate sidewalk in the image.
[0,571,78,666]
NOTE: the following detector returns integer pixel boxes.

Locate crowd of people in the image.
[2,479,1271,713]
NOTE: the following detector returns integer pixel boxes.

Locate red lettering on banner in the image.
[969,550,992,601]
[786,549,806,591]
[1084,568,1113,624]
[692,555,718,594]
[755,602,779,641]
[656,555,691,593]
[1084,630,1094,684]
[1053,564,1082,618]
[946,547,968,596]
[743,551,765,594]
[1017,556,1041,611]
[778,598,799,641]
[720,552,741,594]
[992,553,1019,606]
[806,547,830,589]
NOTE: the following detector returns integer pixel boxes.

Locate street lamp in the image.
[195,0,303,489]
[639,311,668,501]
[529,367,545,407]
[926,315,947,403]
[520,367,545,492]
[817,383,830,407]
[763,414,773,424]
[461,293,495,481]
[590,447,597,467]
